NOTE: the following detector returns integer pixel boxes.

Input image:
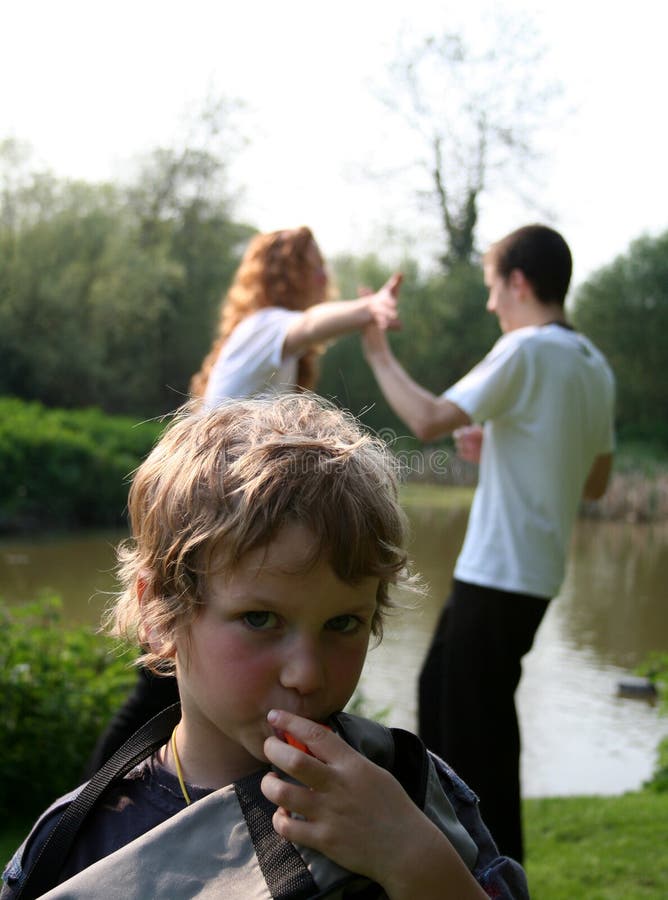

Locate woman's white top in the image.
[203,307,303,405]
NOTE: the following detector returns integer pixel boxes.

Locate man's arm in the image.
[362,327,470,441]
[582,453,613,500]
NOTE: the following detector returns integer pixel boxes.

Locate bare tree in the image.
[380,21,561,270]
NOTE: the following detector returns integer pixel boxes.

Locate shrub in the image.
[0,596,136,821]
[0,397,163,530]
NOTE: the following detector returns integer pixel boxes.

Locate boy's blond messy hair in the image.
[109,393,413,673]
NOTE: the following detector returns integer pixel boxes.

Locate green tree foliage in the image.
[124,145,254,406]
[0,139,254,416]
[0,596,136,821]
[573,230,668,446]
[319,255,497,439]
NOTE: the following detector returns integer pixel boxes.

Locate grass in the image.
[399,481,475,509]
[3,791,667,897]
[523,791,668,899]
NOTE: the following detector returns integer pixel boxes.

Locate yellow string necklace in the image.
[170,725,192,806]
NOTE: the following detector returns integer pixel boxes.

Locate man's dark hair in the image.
[487,224,573,306]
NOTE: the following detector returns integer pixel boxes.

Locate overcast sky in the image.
[3,0,666,290]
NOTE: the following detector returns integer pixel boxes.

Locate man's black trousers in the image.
[418,579,549,864]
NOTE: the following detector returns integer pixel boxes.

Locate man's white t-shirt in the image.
[203,307,302,405]
[445,324,615,599]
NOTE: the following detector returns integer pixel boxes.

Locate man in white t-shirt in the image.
[363,225,615,863]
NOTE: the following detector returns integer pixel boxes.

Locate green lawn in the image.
[523,791,668,899]
[3,790,667,898]
[400,481,475,509]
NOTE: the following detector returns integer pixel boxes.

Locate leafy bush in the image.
[0,596,137,821]
[0,397,163,530]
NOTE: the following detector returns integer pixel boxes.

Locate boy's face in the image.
[175,523,378,780]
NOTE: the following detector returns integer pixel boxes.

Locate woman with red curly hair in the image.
[190,226,401,405]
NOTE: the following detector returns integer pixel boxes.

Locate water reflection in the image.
[0,530,121,624]
[559,519,668,666]
[1,499,667,797]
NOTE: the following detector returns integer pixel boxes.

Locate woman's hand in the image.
[366,273,402,331]
[282,273,402,357]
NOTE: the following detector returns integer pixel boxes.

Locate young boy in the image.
[2,394,528,900]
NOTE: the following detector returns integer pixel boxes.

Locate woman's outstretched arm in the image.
[283,274,402,357]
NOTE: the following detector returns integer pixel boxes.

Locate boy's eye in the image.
[243,611,279,630]
[325,615,361,634]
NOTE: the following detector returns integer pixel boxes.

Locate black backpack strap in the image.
[388,727,430,808]
[235,771,318,900]
[330,713,431,810]
[392,727,479,871]
[16,702,182,900]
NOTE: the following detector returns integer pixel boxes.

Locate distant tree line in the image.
[572,231,668,447]
[0,138,254,417]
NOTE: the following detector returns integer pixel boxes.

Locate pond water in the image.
[362,499,668,798]
[2,489,667,798]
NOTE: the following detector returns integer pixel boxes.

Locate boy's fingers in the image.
[270,803,328,853]
[266,710,341,763]
[261,767,321,816]
[263,735,331,793]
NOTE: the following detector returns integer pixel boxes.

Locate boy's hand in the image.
[262,709,413,885]
[261,710,486,899]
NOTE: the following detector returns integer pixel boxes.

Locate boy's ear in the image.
[137,571,175,658]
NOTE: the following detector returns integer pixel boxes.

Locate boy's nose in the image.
[279,636,325,695]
